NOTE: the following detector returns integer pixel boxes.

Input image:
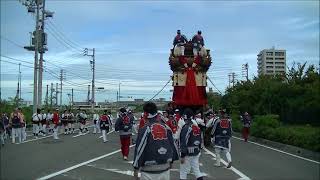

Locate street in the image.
[1,124,319,180]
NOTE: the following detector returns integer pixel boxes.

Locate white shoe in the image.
[123,156,128,160]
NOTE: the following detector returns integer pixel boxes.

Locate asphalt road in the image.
[1,123,319,180]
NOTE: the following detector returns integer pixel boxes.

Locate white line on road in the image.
[72,131,89,138]
[232,136,320,164]
[17,125,94,144]
[203,147,251,180]
[16,134,56,144]
[37,144,136,180]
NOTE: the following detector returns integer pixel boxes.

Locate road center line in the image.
[203,147,251,180]
[37,144,136,180]
[232,136,320,164]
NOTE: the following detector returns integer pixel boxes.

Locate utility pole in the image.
[118,82,121,102]
[87,85,91,104]
[59,69,65,109]
[50,83,53,107]
[37,0,46,108]
[242,63,249,81]
[92,48,95,112]
[116,91,118,102]
[20,0,53,112]
[84,48,95,112]
[71,88,74,107]
[45,84,48,106]
[228,74,231,88]
[55,83,58,106]
[16,63,21,103]
[33,0,40,113]
[19,63,22,100]
[232,72,236,87]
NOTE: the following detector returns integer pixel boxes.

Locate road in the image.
[0,124,319,180]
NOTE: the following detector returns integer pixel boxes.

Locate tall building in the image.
[257,47,286,76]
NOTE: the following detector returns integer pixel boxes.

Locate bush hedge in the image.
[232,114,320,152]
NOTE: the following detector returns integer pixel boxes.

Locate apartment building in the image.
[257,47,286,76]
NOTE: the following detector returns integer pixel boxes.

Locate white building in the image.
[257,47,286,76]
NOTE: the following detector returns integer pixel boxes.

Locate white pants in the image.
[215,147,232,165]
[141,170,170,180]
[12,128,22,143]
[102,130,107,142]
[42,124,47,134]
[33,123,39,135]
[21,126,27,141]
[174,45,185,56]
[53,126,59,139]
[0,131,5,145]
[193,46,207,57]
[180,154,203,179]
[93,122,101,133]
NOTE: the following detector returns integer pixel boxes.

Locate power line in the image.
[46,25,83,53]
[0,35,25,49]
[47,19,84,49]
[0,59,34,69]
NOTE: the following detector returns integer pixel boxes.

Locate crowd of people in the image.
[130,102,236,180]
[0,103,252,180]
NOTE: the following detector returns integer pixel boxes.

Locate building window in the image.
[266,57,273,60]
[275,62,284,65]
[275,57,284,60]
[266,70,273,73]
[275,66,284,69]
[266,62,273,64]
[275,52,284,56]
[266,66,274,69]
[266,52,273,56]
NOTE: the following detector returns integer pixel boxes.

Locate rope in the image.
[207,76,223,95]
[148,78,172,101]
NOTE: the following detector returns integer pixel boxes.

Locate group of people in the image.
[0,108,115,144]
[173,29,207,57]
[0,108,27,145]
[115,102,233,180]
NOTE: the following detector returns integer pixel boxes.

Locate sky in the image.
[1,0,319,104]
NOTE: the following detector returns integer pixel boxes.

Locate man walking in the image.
[179,108,204,180]
[211,109,232,168]
[11,108,23,144]
[115,108,133,160]
[100,110,112,143]
[241,112,252,142]
[52,108,60,140]
[133,102,179,180]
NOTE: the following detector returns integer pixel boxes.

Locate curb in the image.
[232,132,320,162]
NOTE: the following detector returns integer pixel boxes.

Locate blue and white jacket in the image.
[180,119,202,158]
[115,114,133,138]
[133,118,179,172]
[211,117,232,150]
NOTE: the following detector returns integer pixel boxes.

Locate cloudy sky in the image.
[1,0,319,103]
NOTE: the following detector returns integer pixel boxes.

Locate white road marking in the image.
[16,134,57,144]
[37,144,136,180]
[203,147,251,180]
[17,125,94,144]
[72,131,89,138]
[232,136,320,164]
